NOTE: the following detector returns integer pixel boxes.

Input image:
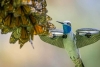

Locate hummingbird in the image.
[39,21,100,67]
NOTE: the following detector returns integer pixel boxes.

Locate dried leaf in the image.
[3,14,11,26]
[14,5,31,17]
[6,4,14,12]
[19,37,29,48]
[10,27,21,43]
[15,17,21,27]
[13,27,21,38]
[39,14,46,24]
[29,14,37,25]
[34,24,44,35]
[34,24,49,35]
[21,16,28,26]
[10,34,18,44]
[22,5,31,14]
[46,15,52,21]
[31,0,36,7]
[20,27,29,39]
[14,6,24,17]
[1,27,11,34]
[0,0,54,48]
[13,0,22,7]
[42,0,47,7]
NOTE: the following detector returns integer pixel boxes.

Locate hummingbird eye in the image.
[67,22,70,25]
[67,22,71,26]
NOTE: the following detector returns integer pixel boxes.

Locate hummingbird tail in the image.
[72,57,85,67]
[81,61,85,67]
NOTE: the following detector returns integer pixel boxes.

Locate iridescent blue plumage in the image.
[63,24,71,34]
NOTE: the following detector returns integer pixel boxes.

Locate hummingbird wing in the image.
[76,28,100,48]
[39,29,64,48]
[39,35,64,48]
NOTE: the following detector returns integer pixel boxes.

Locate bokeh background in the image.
[0,0,100,67]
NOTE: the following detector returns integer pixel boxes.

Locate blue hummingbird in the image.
[39,21,100,67]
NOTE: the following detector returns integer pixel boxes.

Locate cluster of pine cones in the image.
[0,0,55,48]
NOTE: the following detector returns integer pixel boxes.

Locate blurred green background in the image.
[0,0,100,67]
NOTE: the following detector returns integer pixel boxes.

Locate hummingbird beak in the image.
[56,21,64,24]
